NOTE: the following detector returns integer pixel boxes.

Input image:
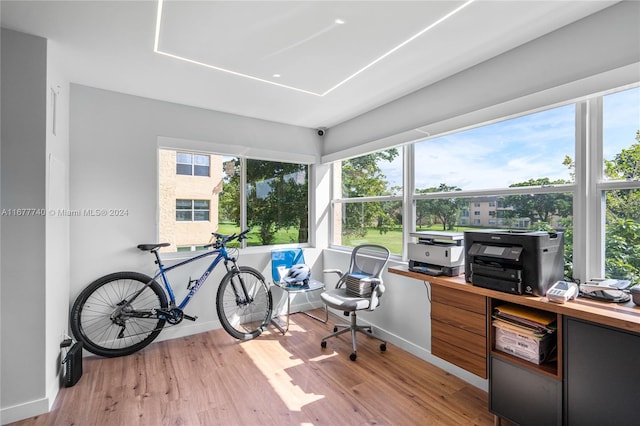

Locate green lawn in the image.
[216,222,482,254]
[342,225,478,254]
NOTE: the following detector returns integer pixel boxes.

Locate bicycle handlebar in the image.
[204,228,251,249]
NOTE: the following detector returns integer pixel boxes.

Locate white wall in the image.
[322,1,640,161]
[44,39,71,412]
[1,29,49,423]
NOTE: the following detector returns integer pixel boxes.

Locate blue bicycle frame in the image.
[149,242,240,312]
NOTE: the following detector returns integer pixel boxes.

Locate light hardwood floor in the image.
[11,310,495,425]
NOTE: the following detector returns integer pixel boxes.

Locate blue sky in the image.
[380,87,640,191]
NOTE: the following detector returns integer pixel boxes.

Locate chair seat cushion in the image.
[321,288,376,311]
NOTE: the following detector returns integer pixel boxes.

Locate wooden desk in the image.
[389,266,640,333]
[389,266,640,426]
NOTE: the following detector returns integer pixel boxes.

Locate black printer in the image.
[464,230,564,296]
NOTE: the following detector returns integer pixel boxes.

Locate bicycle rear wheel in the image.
[216,266,272,340]
[70,272,168,357]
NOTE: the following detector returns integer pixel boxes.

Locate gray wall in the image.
[1,29,48,422]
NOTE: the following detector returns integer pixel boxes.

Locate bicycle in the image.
[70,229,272,357]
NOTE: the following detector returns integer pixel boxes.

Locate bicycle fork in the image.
[227,262,254,306]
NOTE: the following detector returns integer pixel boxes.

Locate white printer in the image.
[408,231,465,277]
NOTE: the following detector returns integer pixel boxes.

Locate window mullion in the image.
[240,157,247,248]
[404,144,415,261]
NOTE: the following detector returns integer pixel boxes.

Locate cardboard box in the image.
[494,326,555,365]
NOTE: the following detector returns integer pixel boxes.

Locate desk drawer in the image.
[432,302,486,336]
[433,333,487,378]
[432,285,486,315]
[432,319,486,357]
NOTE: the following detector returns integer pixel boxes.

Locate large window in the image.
[332,85,640,284]
[159,148,309,251]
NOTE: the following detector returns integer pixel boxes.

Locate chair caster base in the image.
[380,343,387,352]
[321,341,327,349]
[350,352,357,361]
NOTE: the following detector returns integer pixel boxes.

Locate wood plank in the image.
[9,310,494,426]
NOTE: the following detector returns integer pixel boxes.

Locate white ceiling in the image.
[0,0,617,129]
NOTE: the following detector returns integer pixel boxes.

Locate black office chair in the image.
[320,244,390,361]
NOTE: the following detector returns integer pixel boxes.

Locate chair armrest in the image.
[323,268,343,276]
[368,280,384,311]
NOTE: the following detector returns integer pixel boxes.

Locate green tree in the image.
[604,131,640,222]
[416,184,464,231]
[342,149,399,236]
[504,178,572,226]
[603,131,640,279]
[220,159,308,245]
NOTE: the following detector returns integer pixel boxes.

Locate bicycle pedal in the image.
[183,314,198,321]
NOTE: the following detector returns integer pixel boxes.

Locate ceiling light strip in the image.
[155,50,323,96]
[320,0,476,96]
[153,0,474,97]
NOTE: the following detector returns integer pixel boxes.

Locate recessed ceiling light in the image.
[273,74,281,78]
[334,18,345,25]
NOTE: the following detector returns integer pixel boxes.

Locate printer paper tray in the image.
[472,274,523,295]
[471,262,521,282]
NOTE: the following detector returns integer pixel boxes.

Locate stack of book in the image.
[492,304,557,365]
[345,273,374,297]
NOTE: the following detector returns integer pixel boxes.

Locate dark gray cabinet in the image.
[564,317,640,426]
[490,356,562,426]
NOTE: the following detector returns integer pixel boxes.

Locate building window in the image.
[176,152,210,176]
[176,199,210,222]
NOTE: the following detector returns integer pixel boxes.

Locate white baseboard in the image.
[0,397,50,425]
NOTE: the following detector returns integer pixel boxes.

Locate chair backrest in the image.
[348,244,390,280]
[271,248,305,283]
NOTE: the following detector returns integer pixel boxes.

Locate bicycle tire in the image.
[216,266,272,340]
[70,271,168,357]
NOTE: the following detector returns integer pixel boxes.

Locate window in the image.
[245,159,309,246]
[176,152,210,176]
[412,105,575,255]
[602,87,640,281]
[414,105,575,191]
[327,84,637,282]
[332,148,403,254]
[160,148,309,251]
[176,199,210,221]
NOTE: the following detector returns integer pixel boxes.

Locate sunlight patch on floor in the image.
[241,335,325,411]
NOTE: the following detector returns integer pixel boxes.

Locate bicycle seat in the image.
[137,243,170,252]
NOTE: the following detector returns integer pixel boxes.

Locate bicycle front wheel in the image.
[216,266,272,340]
[70,272,168,357]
